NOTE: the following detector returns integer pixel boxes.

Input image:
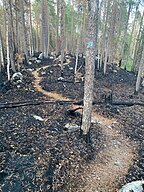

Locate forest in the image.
[0,0,144,191]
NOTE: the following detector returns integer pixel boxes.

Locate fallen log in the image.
[73,100,104,105]
[111,100,144,106]
[0,99,144,109]
[74,100,144,107]
[0,100,73,109]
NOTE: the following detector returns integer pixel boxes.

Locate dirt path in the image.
[32,69,70,101]
[80,114,134,192]
[32,64,135,192]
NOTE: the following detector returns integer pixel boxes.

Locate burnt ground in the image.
[0,58,144,191]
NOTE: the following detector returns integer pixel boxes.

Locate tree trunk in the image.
[74,12,83,77]
[0,29,4,68]
[5,1,10,80]
[6,0,16,72]
[103,0,110,75]
[29,0,34,56]
[41,0,49,57]
[107,0,117,64]
[81,0,87,54]
[97,0,103,69]
[15,0,19,52]
[20,0,28,62]
[81,0,98,136]
[99,0,106,69]
[135,46,144,93]
[120,3,132,65]
[132,11,144,72]
[35,13,39,52]
[113,0,124,66]
[60,0,65,73]
[125,11,137,69]
[56,0,59,55]
[71,0,74,53]
[9,0,16,52]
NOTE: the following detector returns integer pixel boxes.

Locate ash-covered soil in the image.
[0,58,143,191]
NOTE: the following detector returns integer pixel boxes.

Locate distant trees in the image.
[0,0,143,90]
[0,0,143,63]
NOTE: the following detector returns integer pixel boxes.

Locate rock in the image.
[29,57,37,62]
[49,70,53,74]
[38,52,43,60]
[11,72,23,85]
[114,160,121,166]
[64,123,80,132]
[65,55,70,59]
[119,180,144,192]
[17,85,21,88]
[33,115,44,121]
[36,59,41,64]
[41,71,46,75]
[58,77,64,81]
[27,68,34,72]
[49,56,54,59]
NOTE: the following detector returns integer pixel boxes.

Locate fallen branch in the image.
[111,100,144,106]
[0,99,144,109]
[74,100,144,107]
[0,100,73,109]
[74,100,103,105]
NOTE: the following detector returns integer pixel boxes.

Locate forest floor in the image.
[0,58,144,192]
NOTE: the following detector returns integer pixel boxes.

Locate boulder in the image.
[11,72,23,85]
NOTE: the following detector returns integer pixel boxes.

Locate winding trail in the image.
[32,64,135,192]
[32,65,70,101]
